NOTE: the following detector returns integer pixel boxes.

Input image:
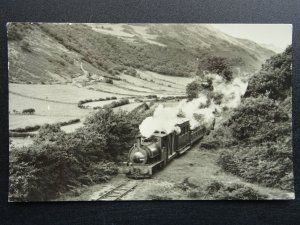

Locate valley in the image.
[8,23,293,202]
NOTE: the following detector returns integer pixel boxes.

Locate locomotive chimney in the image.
[136,135,141,148]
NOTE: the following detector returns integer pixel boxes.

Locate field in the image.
[9,78,190,130]
[9,74,190,148]
[9,83,124,103]
[9,92,90,129]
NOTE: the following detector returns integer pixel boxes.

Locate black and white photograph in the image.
[8,23,294,201]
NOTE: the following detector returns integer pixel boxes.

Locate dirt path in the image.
[60,144,294,201]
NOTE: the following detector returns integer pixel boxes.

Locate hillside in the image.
[7,23,275,84]
[203,46,293,191]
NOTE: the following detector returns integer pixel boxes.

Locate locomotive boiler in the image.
[125,119,214,179]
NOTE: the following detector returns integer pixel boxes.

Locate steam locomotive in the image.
[125,119,215,179]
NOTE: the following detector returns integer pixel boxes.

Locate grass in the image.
[112,102,144,113]
[137,69,194,87]
[9,83,122,103]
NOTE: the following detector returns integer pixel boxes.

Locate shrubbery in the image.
[9,109,150,201]
[245,46,292,100]
[203,181,267,200]
[11,125,40,133]
[102,99,129,110]
[146,95,158,99]
[197,56,233,82]
[198,46,293,191]
[228,96,289,142]
[57,118,80,127]
[78,97,128,110]
[179,179,267,200]
[78,96,117,108]
[10,119,80,134]
[214,46,293,191]
[218,140,293,191]
[186,80,202,100]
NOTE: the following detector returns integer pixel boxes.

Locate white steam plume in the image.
[139,73,248,138]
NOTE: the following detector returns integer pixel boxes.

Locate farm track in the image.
[96,180,140,201]
[9,91,77,105]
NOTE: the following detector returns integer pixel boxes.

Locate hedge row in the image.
[9,132,36,138]
[57,118,80,127]
[157,95,186,101]
[10,118,81,134]
[101,99,130,109]
[11,125,40,133]
[78,96,117,108]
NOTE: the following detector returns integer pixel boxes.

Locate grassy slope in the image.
[8,23,275,84]
[60,146,293,201]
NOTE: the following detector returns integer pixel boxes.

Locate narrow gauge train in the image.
[125,119,214,179]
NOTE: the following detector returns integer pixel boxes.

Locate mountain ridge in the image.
[8,23,275,84]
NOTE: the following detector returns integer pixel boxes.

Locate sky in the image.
[211,24,292,52]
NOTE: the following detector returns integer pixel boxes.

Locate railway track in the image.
[96,181,139,201]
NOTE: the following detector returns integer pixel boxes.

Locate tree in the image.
[84,109,139,158]
[245,45,292,100]
[22,108,35,114]
[197,56,233,82]
[186,80,202,100]
[33,124,65,145]
[228,96,289,141]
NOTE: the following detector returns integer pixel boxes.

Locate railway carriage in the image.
[125,118,214,179]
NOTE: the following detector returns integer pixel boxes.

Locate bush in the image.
[103,99,130,109]
[245,46,292,100]
[197,56,233,82]
[9,132,36,138]
[77,97,118,108]
[11,125,40,133]
[104,78,113,84]
[200,141,220,149]
[218,140,294,191]
[205,181,267,200]
[57,118,80,127]
[186,80,202,100]
[146,95,158,99]
[22,108,35,114]
[185,180,267,200]
[9,109,148,201]
[228,96,289,141]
